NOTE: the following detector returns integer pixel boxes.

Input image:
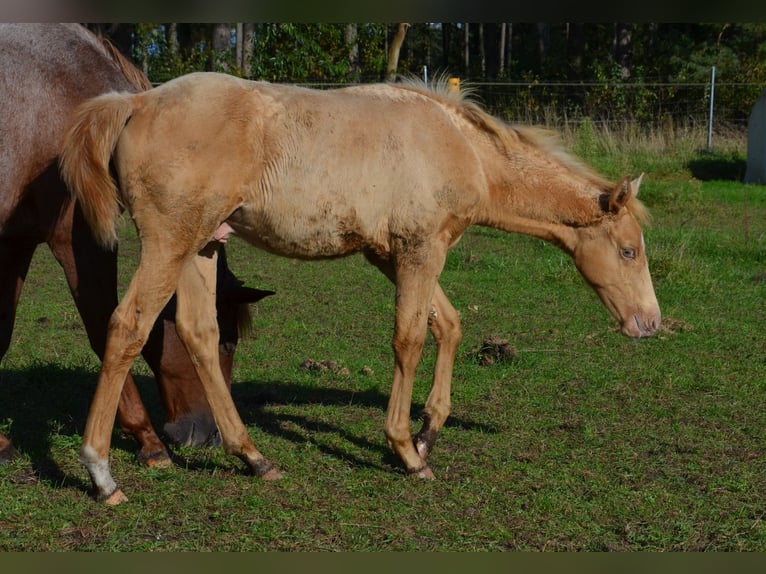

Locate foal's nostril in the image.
[632,312,661,337]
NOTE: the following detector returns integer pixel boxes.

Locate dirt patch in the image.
[299,359,351,377]
[465,336,518,366]
[657,317,694,335]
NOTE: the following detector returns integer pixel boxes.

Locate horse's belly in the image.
[229,206,375,259]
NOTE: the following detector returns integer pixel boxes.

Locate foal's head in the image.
[573,175,660,338]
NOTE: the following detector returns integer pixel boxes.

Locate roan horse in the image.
[60,71,661,504]
[0,25,271,466]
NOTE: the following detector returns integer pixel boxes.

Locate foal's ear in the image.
[605,173,643,213]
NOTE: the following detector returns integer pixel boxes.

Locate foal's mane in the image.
[395,77,649,224]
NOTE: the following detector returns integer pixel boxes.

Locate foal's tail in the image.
[59,91,137,250]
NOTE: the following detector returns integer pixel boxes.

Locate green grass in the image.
[1,132,765,550]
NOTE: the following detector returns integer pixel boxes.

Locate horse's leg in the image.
[0,238,35,360]
[0,238,35,462]
[414,283,462,460]
[79,250,185,504]
[384,255,445,478]
[48,206,170,467]
[174,246,282,480]
[364,252,460,464]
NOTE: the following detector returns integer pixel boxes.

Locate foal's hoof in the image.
[250,458,283,481]
[409,465,436,480]
[103,489,128,506]
[261,467,284,481]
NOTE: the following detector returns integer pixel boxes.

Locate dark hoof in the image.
[249,458,283,480]
[164,414,221,447]
[414,428,437,460]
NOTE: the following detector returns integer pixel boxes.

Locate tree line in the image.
[85,23,766,126]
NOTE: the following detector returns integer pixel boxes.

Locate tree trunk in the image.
[463,23,470,74]
[345,23,360,81]
[536,22,550,72]
[498,23,506,78]
[507,23,513,77]
[236,23,243,72]
[386,23,410,82]
[566,23,584,81]
[242,23,255,78]
[210,23,230,72]
[166,23,178,57]
[442,22,451,69]
[614,23,633,80]
[479,24,486,77]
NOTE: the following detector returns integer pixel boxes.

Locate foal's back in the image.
[117,73,485,260]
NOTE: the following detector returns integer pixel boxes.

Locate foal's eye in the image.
[620,247,637,260]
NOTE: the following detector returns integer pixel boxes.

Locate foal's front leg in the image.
[174,248,281,480]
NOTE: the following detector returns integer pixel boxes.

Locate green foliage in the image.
[252,24,346,82]
[250,24,386,82]
[110,22,766,133]
[131,23,214,83]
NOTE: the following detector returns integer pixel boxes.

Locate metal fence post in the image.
[708,66,716,151]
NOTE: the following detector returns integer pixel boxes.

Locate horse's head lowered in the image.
[572,175,660,338]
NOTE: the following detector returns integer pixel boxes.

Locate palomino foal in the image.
[60,72,660,503]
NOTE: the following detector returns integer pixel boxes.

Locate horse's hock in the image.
[745,87,766,185]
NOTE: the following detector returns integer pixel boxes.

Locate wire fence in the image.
[455,80,763,133]
[303,75,765,137]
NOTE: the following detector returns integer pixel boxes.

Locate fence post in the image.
[708,66,716,151]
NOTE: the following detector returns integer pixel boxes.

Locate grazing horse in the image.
[60,71,660,504]
[0,25,271,466]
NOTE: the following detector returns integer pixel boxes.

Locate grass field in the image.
[1,126,765,550]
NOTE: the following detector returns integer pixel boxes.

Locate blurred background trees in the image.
[81,23,766,129]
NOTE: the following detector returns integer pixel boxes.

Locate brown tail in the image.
[59,92,136,250]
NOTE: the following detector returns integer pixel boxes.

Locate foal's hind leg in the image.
[79,254,185,504]
[48,213,169,467]
[414,283,462,460]
[174,247,281,480]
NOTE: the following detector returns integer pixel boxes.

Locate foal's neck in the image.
[479,158,607,254]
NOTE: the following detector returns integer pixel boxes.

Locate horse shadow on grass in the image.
[0,363,497,487]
